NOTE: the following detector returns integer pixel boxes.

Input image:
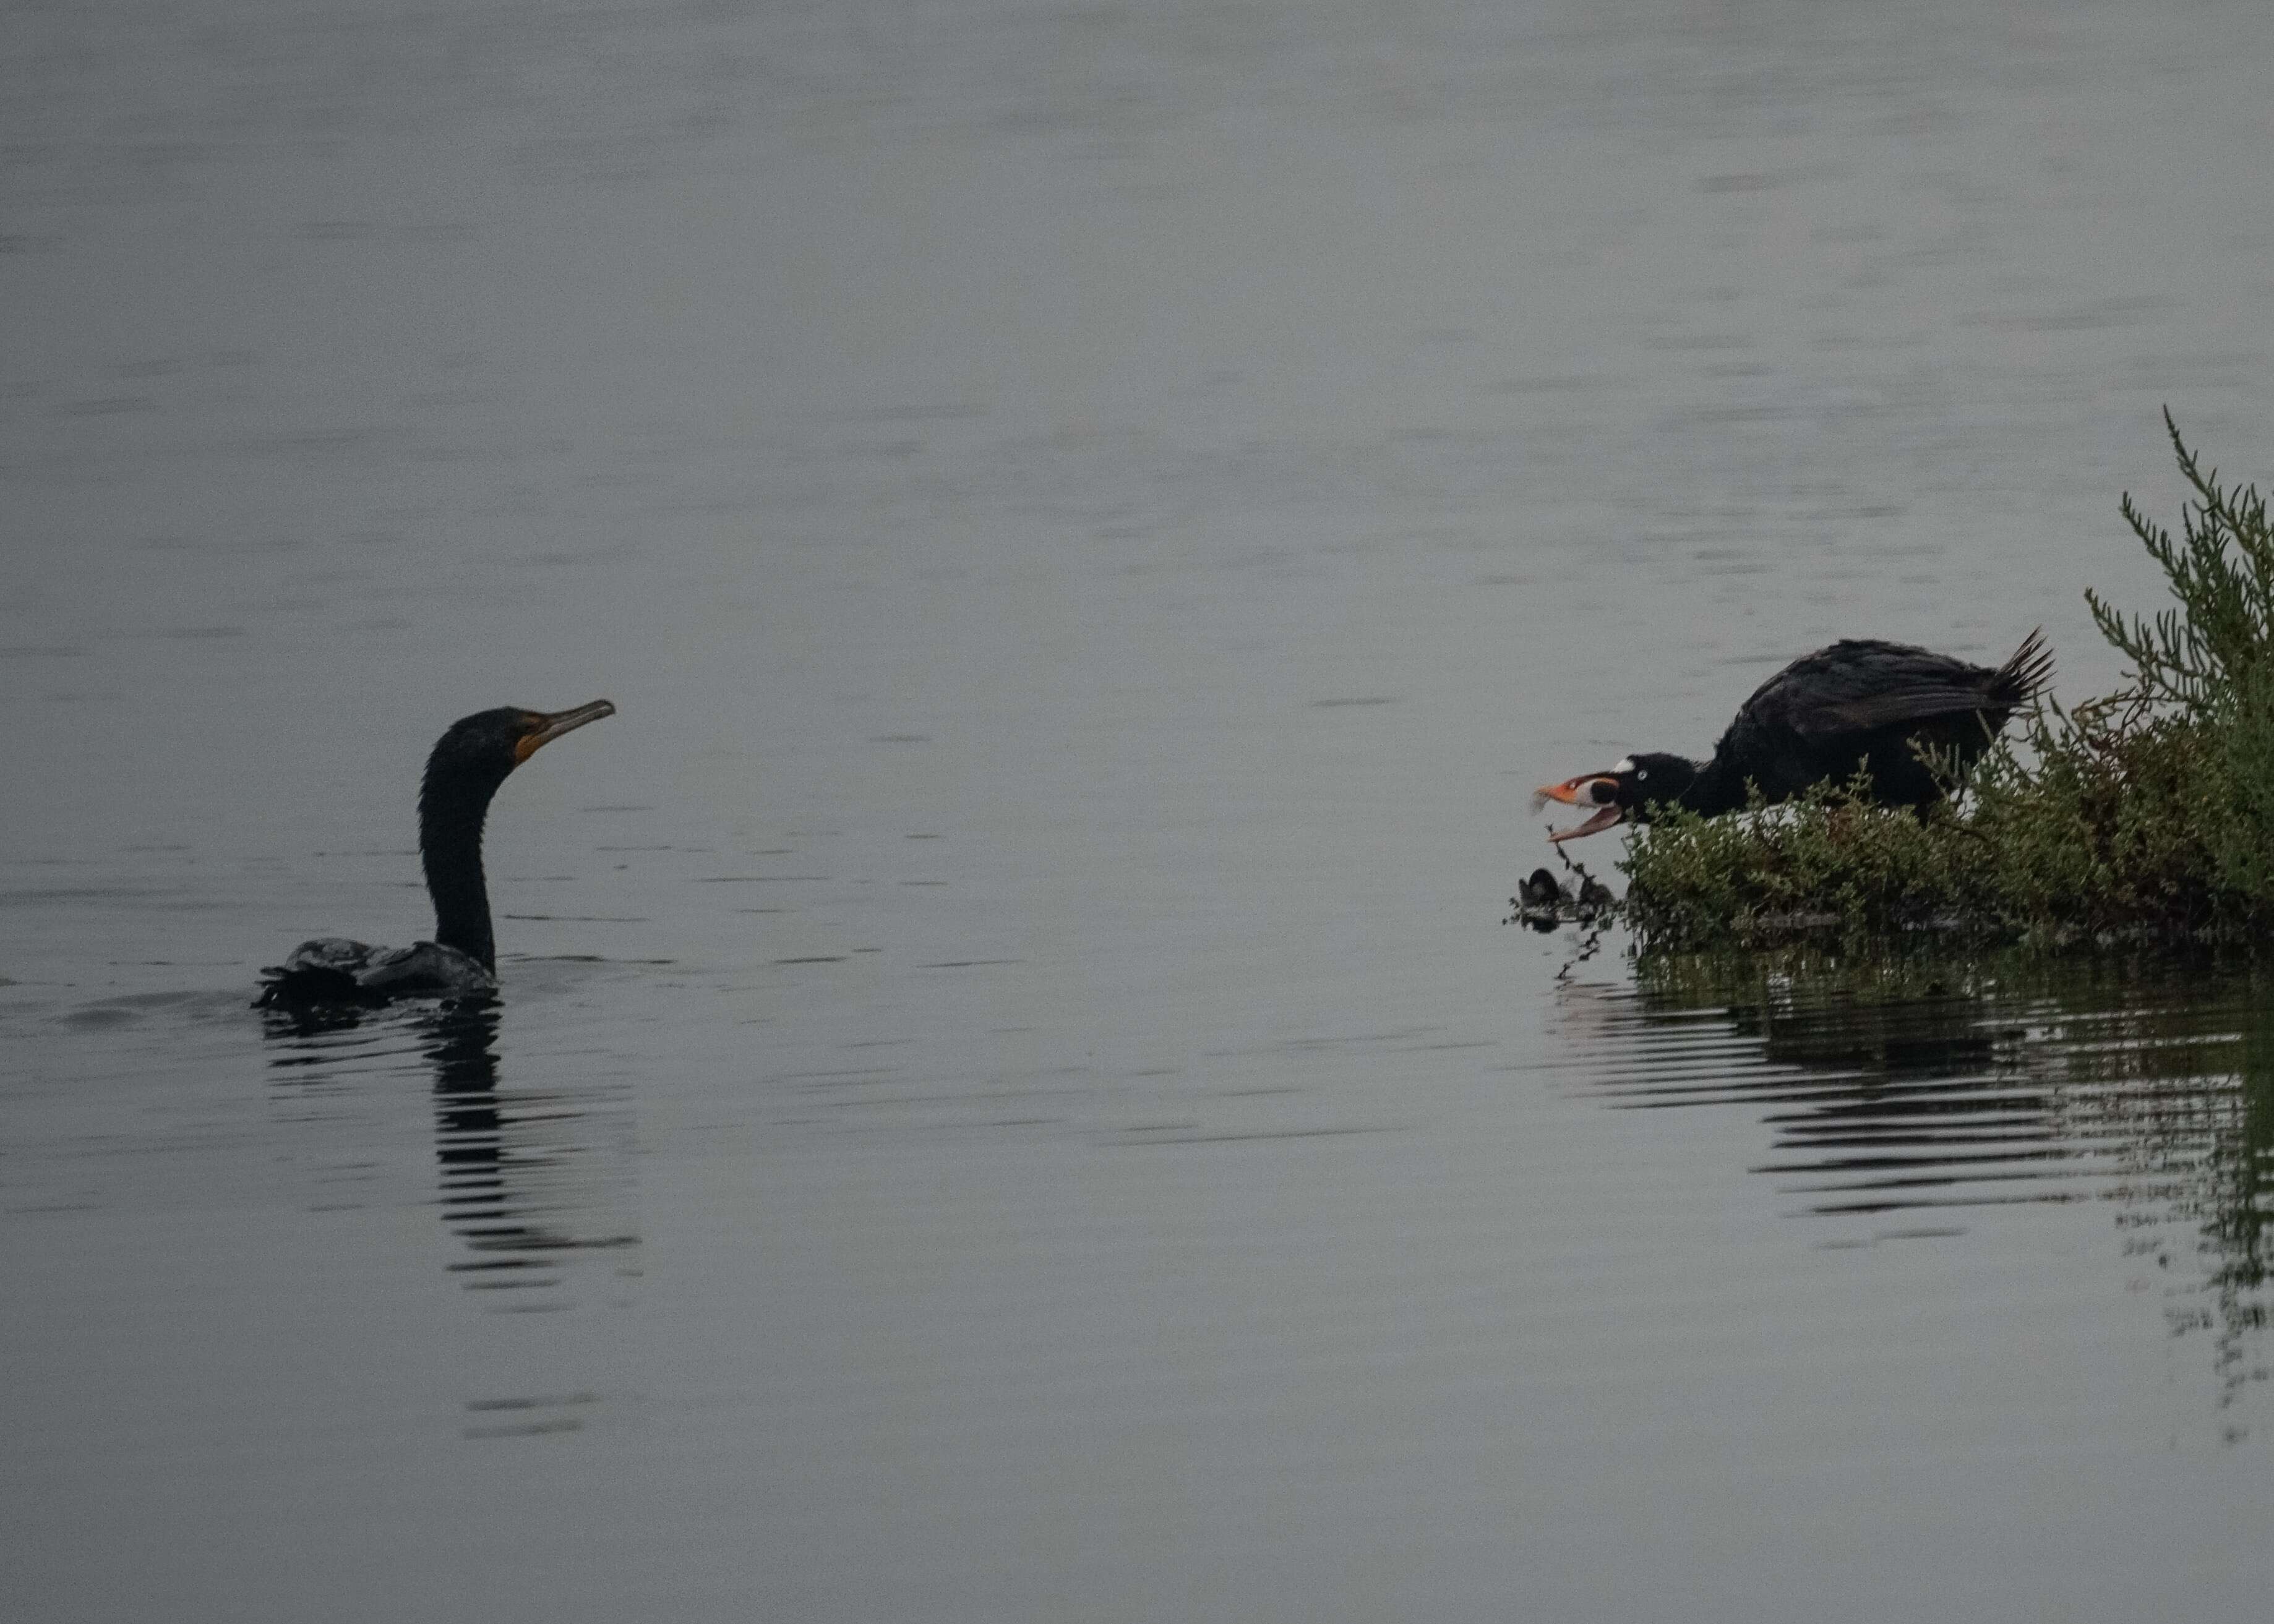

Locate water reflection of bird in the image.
[422,999,543,1275]
[259,995,637,1299]
[257,703,614,1007]
[1534,632,2051,842]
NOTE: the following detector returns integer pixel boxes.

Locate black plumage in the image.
[257,701,614,1007]
[1535,632,2051,842]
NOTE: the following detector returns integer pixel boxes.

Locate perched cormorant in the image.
[1534,632,2051,842]
[256,701,614,1007]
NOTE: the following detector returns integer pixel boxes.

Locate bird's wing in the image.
[1741,641,2015,740]
[1787,686,2019,738]
[355,941,496,996]
[257,939,385,1009]
[351,943,425,988]
[280,938,377,975]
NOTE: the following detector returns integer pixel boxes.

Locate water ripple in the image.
[1560,955,2274,1412]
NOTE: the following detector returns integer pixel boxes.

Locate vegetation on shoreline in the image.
[1618,416,2274,952]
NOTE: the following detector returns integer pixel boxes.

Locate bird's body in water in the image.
[257,701,614,1008]
[1535,632,2052,842]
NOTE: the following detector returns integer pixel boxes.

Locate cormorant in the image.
[257,701,614,1007]
[1534,632,2051,842]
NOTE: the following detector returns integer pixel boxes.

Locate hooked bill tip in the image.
[514,699,616,762]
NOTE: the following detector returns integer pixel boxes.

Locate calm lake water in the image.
[6,1,2274,1618]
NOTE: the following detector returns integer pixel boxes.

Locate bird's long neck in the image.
[1678,754,1752,818]
[419,768,504,972]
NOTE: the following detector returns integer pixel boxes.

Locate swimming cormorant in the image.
[1534,632,2051,842]
[256,701,614,1007]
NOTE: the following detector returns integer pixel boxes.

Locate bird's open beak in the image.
[515,699,617,763]
[1532,774,1626,842]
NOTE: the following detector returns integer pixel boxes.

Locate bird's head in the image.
[426,701,616,798]
[1530,753,1697,842]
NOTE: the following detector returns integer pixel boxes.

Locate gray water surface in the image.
[6,2,2274,1618]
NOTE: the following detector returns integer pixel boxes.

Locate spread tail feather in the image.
[1994,626,2054,708]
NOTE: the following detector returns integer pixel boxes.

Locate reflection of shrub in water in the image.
[1623,417,2274,952]
[2081,1002,2274,1423]
[1637,947,2274,1425]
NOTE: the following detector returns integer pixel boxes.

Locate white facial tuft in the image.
[1611,756,1635,774]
